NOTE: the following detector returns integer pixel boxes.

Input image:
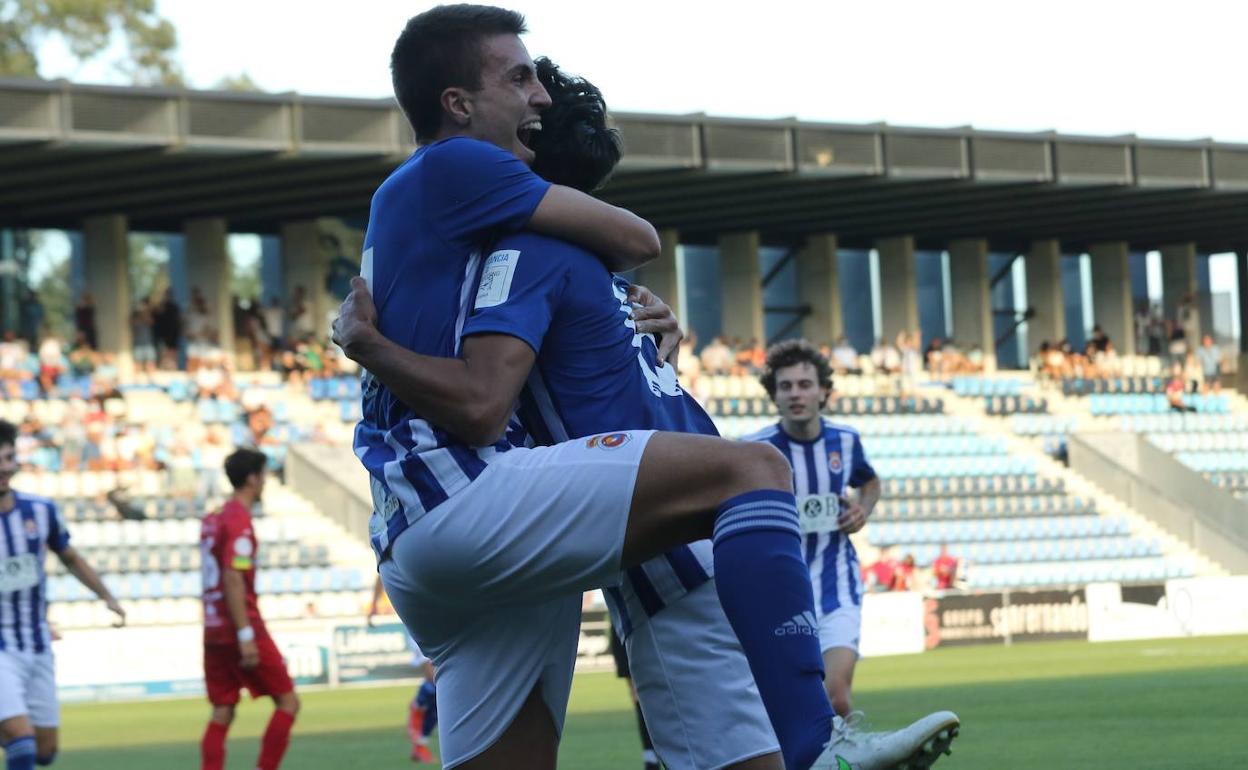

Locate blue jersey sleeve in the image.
[46,502,70,553]
[424,138,551,244]
[461,238,572,354]
[849,435,877,487]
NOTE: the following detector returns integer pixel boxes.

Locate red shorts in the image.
[203,636,294,706]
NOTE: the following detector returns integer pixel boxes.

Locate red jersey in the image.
[933,554,958,590]
[201,498,266,645]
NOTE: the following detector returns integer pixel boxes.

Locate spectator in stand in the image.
[1089,325,1109,354]
[153,288,183,370]
[261,296,285,352]
[288,285,315,343]
[871,337,901,375]
[676,335,701,390]
[898,331,922,395]
[1183,351,1203,395]
[1166,318,1188,364]
[18,286,44,348]
[748,338,766,372]
[186,289,212,372]
[894,554,917,591]
[0,331,28,398]
[1146,303,1165,356]
[698,335,733,375]
[131,298,157,377]
[74,291,98,350]
[37,332,65,395]
[865,547,899,592]
[1196,335,1222,392]
[966,344,985,373]
[67,331,96,378]
[1166,362,1195,412]
[932,545,959,590]
[830,335,859,375]
[923,337,945,377]
[1096,340,1121,379]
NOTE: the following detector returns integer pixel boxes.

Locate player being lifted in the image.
[744,341,959,759]
[0,420,125,770]
[199,449,299,770]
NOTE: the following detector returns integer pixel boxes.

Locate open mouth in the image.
[517,120,542,151]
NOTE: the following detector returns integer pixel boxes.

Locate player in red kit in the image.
[200,448,299,770]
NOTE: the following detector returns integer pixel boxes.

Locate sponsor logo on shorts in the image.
[828,451,843,474]
[774,610,819,637]
[586,432,631,450]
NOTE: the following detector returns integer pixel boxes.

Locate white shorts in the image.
[380,430,653,769]
[0,649,59,727]
[819,604,863,655]
[628,580,780,770]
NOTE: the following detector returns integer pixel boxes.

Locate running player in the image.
[336,25,958,767]
[743,341,958,757]
[0,419,124,770]
[199,449,299,770]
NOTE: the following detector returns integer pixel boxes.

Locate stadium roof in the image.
[2,77,1247,252]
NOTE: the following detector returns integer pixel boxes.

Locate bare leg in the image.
[458,683,558,770]
[823,647,858,717]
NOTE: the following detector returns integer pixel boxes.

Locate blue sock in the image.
[712,490,833,770]
[417,681,438,736]
[4,736,36,770]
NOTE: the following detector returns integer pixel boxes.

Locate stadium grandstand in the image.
[2,76,1248,765]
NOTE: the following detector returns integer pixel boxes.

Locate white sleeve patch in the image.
[474,249,520,309]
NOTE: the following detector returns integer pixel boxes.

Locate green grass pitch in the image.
[53,635,1248,769]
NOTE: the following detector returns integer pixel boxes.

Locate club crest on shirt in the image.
[586,432,630,450]
[24,518,37,537]
[828,451,843,474]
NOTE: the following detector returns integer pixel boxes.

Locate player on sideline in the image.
[743,341,959,758]
[369,577,439,763]
[199,449,299,770]
[331,10,953,758]
[0,420,124,770]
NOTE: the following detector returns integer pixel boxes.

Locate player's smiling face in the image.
[0,443,16,495]
[466,34,551,165]
[774,361,827,425]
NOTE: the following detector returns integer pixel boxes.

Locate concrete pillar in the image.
[1196,254,1214,338]
[948,238,996,370]
[797,233,842,346]
[184,218,234,354]
[718,231,763,344]
[875,236,918,341]
[281,220,327,341]
[634,228,682,321]
[1161,242,1197,322]
[1089,241,1135,355]
[1236,250,1248,395]
[0,230,16,334]
[82,215,132,373]
[1024,239,1066,354]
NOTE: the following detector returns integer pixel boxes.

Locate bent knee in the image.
[278,692,301,716]
[36,752,57,766]
[733,442,793,491]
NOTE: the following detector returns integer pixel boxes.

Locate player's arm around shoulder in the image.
[529,185,659,272]
[57,546,125,626]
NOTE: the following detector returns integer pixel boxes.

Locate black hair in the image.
[530,57,622,192]
[224,448,267,490]
[391,4,528,143]
[760,339,834,402]
[0,419,14,449]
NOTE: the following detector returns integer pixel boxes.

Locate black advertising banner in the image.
[925,588,1089,648]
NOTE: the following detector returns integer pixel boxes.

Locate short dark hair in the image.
[224,448,267,490]
[0,419,14,449]
[760,339,834,401]
[391,4,528,143]
[530,57,622,192]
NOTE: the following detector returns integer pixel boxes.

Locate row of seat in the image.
[1061,377,1166,396]
[864,436,1008,458]
[1206,472,1248,493]
[66,518,300,548]
[880,474,1063,498]
[1148,433,1248,452]
[18,470,168,499]
[984,396,1049,415]
[950,377,1028,396]
[308,377,364,401]
[1115,414,1248,434]
[1173,451,1248,473]
[7,376,94,401]
[46,542,331,576]
[897,536,1160,566]
[965,558,1192,589]
[1011,415,1080,436]
[877,495,1094,519]
[46,592,370,630]
[46,566,368,603]
[1087,394,1229,415]
[867,515,1130,545]
[873,456,1037,478]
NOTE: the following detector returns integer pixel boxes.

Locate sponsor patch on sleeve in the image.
[474,249,520,309]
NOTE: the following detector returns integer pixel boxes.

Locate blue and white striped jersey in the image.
[351,137,551,561]
[741,420,876,614]
[0,492,69,654]
[461,231,717,639]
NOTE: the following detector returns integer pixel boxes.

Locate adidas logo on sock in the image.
[773,611,819,637]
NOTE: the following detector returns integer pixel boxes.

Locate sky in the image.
[32,0,1248,144]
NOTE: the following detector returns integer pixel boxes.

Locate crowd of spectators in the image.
[863,544,962,593]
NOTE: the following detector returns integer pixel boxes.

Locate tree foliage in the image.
[0,0,181,85]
